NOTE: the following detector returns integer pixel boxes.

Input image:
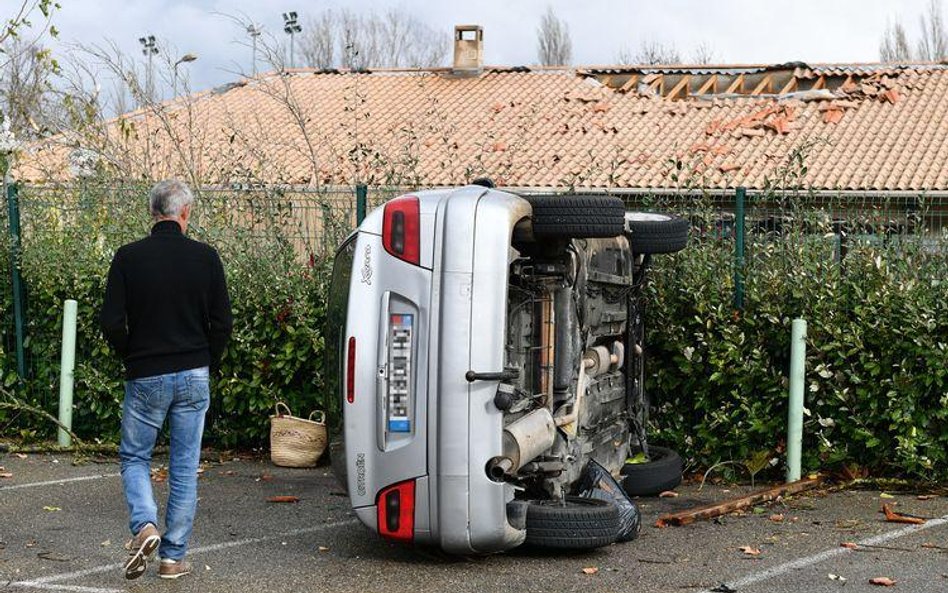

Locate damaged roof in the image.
[18,62,948,191]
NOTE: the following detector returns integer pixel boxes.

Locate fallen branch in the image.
[656,477,822,527]
[0,393,85,450]
[882,503,926,525]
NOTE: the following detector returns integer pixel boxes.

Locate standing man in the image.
[100,179,232,580]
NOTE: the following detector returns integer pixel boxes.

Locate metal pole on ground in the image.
[5,180,26,380]
[786,318,807,482]
[58,299,78,447]
[733,186,746,311]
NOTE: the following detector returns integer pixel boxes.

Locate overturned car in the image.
[327,185,688,553]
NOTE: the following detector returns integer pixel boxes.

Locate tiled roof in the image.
[18,63,948,191]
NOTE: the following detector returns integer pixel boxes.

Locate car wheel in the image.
[625,212,689,254]
[524,496,619,550]
[525,195,626,238]
[620,446,683,496]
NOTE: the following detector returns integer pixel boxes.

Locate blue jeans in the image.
[119,367,210,561]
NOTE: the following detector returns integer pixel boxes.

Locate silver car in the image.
[327,185,687,554]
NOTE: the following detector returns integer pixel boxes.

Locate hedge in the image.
[1,185,945,482]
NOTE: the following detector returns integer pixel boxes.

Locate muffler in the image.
[486,408,556,481]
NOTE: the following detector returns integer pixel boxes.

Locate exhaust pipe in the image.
[486,408,556,481]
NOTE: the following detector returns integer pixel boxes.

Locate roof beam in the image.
[695,74,718,96]
[666,75,691,99]
[751,74,773,95]
[725,74,744,94]
[812,75,826,90]
[648,74,664,95]
[619,74,640,93]
[779,76,798,95]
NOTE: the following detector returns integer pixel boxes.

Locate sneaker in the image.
[158,558,193,580]
[123,523,160,580]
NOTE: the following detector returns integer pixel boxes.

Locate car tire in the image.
[624,212,689,254]
[524,496,620,550]
[526,195,626,238]
[619,446,683,496]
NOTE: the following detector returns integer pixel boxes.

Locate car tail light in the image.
[346,336,356,403]
[377,480,415,542]
[382,196,420,265]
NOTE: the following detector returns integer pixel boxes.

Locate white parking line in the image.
[4,582,122,593]
[698,513,948,593]
[7,518,360,591]
[0,474,121,492]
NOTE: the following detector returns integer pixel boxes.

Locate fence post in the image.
[355,184,367,226]
[733,186,746,311]
[58,299,78,448]
[5,180,26,380]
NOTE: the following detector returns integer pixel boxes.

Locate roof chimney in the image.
[453,25,483,74]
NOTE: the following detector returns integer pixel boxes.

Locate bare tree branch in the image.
[536,5,572,66]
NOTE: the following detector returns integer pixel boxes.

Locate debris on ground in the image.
[659,490,679,498]
[710,584,737,593]
[0,471,12,478]
[267,495,300,503]
[42,505,61,512]
[882,503,926,525]
[656,477,821,527]
[581,567,599,575]
[769,513,785,523]
[840,542,859,549]
[37,551,73,562]
[869,576,897,586]
[828,573,847,582]
[738,546,761,556]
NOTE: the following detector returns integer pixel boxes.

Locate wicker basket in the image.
[269,402,327,468]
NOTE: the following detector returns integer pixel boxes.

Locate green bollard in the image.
[786,318,807,482]
[58,300,78,447]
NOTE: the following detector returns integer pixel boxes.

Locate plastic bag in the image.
[576,459,641,542]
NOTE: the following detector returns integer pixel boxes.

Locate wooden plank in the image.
[751,73,773,95]
[656,477,823,527]
[667,75,691,99]
[778,76,798,94]
[725,74,744,94]
[649,74,664,95]
[619,74,640,93]
[812,75,826,90]
[696,74,718,95]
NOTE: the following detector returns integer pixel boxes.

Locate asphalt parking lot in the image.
[0,452,945,593]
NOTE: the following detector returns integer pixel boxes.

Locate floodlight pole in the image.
[247,24,261,76]
[139,35,159,101]
[283,11,302,69]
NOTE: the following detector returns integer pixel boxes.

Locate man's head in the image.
[149,179,194,232]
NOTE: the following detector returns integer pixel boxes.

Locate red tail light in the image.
[346,336,356,404]
[382,196,420,265]
[377,480,415,542]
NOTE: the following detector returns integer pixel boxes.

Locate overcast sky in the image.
[29,0,943,95]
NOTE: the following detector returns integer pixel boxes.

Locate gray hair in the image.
[149,179,194,218]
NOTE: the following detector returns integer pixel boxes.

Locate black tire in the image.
[524,496,619,550]
[625,212,689,254]
[619,446,683,496]
[525,195,625,238]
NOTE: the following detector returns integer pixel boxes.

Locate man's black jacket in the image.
[100,220,233,379]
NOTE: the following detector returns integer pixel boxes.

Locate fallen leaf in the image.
[205,564,211,571]
[769,514,785,523]
[42,506,61,512]
[916,495,936,501]
[921,542,947,550]
[267,496,300,503]
[752,507,767,515]
[581,567,599,575]
[260,473,274,482]
[99,540,111,547]
[869,577,896,586]
[0,472,13,478]
[739,546,761,556]
[828,574,847,582]
[25,539,37,548]
[220,470,238,476]
[879,493,895,499]
[659,490,679,498]
[710,585,737,593]
[840,542,858,549]
[317,546,330,552]
[882,503,926,525]
[15,453,27,459]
